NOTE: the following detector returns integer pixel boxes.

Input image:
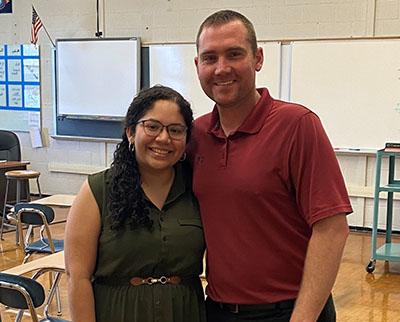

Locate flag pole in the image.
[41,23,55,48]
[33,6,55,48]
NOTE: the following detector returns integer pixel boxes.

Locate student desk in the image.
[31,194,75,208]
[31,194,76,224]
[0,161,30,212]
[3,251,66,319]
[3,251,65,275]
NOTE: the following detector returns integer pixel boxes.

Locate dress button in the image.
[155,300,160,305]
[160,217,164,222]
[162,236,167,242]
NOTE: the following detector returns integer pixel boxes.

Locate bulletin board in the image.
[0,44,41,131]
[291,39,400,149]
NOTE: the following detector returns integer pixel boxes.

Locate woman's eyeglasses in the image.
[136,119,187,140]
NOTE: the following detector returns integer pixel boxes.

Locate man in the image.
[189,10,352,322]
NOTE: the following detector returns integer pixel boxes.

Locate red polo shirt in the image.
[188,88,352,304]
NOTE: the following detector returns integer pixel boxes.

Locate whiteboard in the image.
[256,42,281,99]
[291,39,400,149]
[149,42,281,118]
[56,38,140,118]
[149,44,211,118]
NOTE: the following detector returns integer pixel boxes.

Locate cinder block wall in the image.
[0,0,399,195]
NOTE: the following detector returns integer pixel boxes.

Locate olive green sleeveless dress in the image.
[88,162,206,322]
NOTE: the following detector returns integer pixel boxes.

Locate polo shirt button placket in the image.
[219,139,228,168]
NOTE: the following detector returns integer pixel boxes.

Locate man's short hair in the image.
[196,10,258,55]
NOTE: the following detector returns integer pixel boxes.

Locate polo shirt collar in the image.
[207,88,273,137]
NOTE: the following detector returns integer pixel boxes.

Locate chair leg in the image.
[22,252,32,264]
[25,225,34,245]
[36,178,42,198]
[56,283,62,315]
[43,272,63,318]
[15,180,21,203]
[0,180,10,240]
[23,178,29,202]
[15,180,21,245]
[45,271,63,315]
[15,309,25,322]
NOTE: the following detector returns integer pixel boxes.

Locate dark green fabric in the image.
[88,162,206,322]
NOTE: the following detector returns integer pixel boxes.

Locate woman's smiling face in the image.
[127,99,187,174]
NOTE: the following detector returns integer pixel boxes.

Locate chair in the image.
[14,203,64,264]
[0,272,69,322]
[0,130,22,238]
[0,130,42,241]
[14,203,65,316]
[1,171,42,240]
[0,130,21,161]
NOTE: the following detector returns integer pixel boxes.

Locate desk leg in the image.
[0,180,10,240]
[15,180,21,244]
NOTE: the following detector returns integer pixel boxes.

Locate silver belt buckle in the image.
[145,276,168,285]
[159,276,168,284]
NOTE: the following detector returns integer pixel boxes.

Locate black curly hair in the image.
[108,85,193,230]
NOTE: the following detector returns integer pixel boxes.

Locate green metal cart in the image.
[366,149,400,273]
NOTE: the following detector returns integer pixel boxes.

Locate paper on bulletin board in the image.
[7,59,22,81]
[0,60,5,80]
[23,44,39,56]
[24,85,40,108]
[8,84,22,107]
[23,59,39,81]
[0,85,5,106]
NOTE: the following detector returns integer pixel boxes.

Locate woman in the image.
[65,85,205,322]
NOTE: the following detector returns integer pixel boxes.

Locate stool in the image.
[0,170,42,241]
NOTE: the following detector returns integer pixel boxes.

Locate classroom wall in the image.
[1,0,400,228]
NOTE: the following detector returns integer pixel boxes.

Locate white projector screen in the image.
[56,38,140,119]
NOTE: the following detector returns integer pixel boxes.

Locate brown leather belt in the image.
[130,276,181,286]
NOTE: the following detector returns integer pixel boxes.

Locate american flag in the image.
[31,6,43,45]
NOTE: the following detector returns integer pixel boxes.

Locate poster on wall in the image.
[0,44,41,131]
[0,0,12,14]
